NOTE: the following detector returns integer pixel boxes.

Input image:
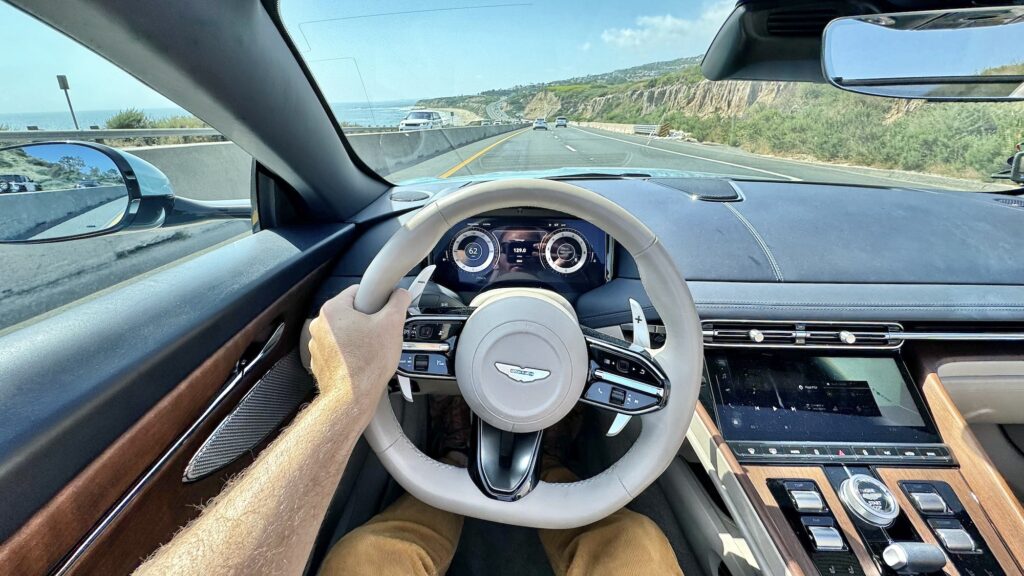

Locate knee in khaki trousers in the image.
[320,466,683,576]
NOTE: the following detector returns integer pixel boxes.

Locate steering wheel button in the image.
[610,387,627,406]
[414,355,429,372]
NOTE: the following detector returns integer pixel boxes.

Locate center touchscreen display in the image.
[706,351,941,444]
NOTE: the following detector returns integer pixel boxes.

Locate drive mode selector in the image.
[839,474,900,527]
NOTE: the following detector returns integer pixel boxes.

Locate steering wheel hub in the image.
[456,289,588,432]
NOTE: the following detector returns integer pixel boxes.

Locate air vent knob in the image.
[748,329,765,343]
[839,330,856,344]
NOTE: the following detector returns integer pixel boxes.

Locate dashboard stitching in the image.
[723,202,784,282]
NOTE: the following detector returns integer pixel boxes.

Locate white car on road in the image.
[0,174,42,193]
[398,110,448,131]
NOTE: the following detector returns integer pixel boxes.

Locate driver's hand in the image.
[308,285,411,418]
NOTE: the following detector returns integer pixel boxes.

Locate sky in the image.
[0,3,179,114]
[0,0,736,114]
[280,0,736,102]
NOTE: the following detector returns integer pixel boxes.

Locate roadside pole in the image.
[57,75,80,131]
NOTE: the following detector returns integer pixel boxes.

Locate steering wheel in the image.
[354,179,702,529]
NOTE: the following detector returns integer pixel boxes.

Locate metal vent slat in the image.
[703,320,902,349]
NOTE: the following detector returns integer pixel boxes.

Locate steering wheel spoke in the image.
[580,328,669,417]
[469,415,543,501]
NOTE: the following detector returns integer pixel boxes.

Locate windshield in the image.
[280,1,1023,191]
[407,112,432,120]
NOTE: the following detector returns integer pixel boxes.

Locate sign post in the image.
[57,75,80,131]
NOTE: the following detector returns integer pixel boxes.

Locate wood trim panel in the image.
[0,267,325,575]
[875,468,1020,576]
[695,406,813,576]
[921,372,1024,570]
[744,467,881,576]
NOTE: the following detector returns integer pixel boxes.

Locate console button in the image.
[807,526,845,552]
[910,491,948,515]
[790,490,825,513]
[732,443,764,457]
[413,354,429,372]
[876,446,899,458]
[852,446,877,458]
[934,527,975,552]
[919,446,950,460]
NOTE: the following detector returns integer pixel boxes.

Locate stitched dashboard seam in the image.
[723,203,784,282]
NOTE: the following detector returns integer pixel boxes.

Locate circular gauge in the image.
[451,227,498,273]
[541,228,589,275]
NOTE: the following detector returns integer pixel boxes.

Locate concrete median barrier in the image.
[118,125,518,200]
[0,185,127,241]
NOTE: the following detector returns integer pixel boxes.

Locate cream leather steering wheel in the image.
[354,179,702,529]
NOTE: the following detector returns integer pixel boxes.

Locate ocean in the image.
[0,99,421,131]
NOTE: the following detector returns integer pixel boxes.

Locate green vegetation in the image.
[102,109,219,146]
[420,60,1024,182]
[104,108,149,129]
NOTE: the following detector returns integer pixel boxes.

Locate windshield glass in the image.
[280,1,1023,191]
[407,112,431,120]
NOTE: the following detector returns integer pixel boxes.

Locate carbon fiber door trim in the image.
[183,350,314,482]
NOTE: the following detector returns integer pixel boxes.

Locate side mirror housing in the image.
[1011,151,1024,184]
[0,141,174,243]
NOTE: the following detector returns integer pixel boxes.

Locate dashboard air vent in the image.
[766,8,841,36]
[702,320,902,349]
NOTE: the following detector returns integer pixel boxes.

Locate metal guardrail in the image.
[633,124,669,137]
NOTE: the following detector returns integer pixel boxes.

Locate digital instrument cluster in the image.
[431,216,609,296]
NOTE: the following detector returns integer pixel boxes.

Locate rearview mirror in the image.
[823,7,1024,101]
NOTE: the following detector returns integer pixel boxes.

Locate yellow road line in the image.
[438,128,529,178]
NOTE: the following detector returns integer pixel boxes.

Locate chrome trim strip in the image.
[402,341,451,352]
[52,323,286,576]
[894,331,1024,341]
[593,369,665,398]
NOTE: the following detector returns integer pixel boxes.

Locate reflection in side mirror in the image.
[0,143,134,243]
[823,7,1024,101]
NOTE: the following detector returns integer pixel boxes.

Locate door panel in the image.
[0,225,352,574]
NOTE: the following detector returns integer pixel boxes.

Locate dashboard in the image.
[428,211,611,299]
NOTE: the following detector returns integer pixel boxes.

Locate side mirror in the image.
[823,7,1024,101]
[0,141,173,243]
[1012,151,1024,184]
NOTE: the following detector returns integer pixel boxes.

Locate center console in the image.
[698,329,1020,576]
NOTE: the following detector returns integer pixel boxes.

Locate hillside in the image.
[418,59,1024,181]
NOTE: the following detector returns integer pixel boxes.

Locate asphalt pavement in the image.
[388,125,1010,191]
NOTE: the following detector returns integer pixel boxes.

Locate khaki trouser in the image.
[321,465,683,576]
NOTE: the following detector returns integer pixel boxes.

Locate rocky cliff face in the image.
[520,79,798,120]
[583,80,795,119]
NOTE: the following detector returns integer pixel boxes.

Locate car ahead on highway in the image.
[398,110,447,131]
[6,3,1024,576]
[555,116,568,128]
[532,118,548,130]
[0,174,42,193]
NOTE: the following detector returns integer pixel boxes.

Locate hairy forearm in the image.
[135,376,375,576]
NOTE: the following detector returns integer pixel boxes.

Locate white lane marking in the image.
[572,127,801,181]
[565,145,577,152]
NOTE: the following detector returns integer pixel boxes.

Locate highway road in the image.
[388,125,1009,191]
